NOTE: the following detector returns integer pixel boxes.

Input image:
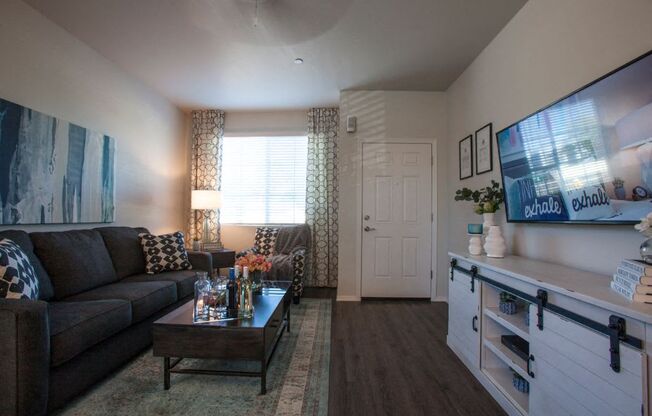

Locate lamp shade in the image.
[191,190,222,210]
[616,102,652,149]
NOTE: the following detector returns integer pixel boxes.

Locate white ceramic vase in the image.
[468,235,483,256]
[482,212,495,236]
[484,225,506,258]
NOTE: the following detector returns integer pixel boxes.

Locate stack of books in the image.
[611,259,652,303]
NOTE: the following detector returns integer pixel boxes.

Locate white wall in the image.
[446,0,652,292]
[221,110,307,251]
[0,0,188,234]
[338,91,448,300]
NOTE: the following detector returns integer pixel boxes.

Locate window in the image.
[221,136,307,224]
[519,98,609,195]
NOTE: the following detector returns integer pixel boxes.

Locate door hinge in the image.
[609,315,626,373]
[431,155,434,166]
[430,270,433,280]
[431,213,434,222]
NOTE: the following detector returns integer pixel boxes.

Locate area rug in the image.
[55,298,331,416]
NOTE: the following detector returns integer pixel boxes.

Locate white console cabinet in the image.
[448,252,652,416]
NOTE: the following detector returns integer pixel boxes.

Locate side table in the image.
[205,249,235,275]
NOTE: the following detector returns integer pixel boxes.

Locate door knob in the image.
[364,226,376,232]
[364,214,370,221]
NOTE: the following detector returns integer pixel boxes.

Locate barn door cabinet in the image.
[448,252,652,416]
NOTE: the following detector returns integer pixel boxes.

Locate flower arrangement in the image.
[635,212,652,238]
[454,180,505,214]
[236,253,272,273]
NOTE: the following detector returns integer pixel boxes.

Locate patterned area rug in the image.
[56,298,331,416]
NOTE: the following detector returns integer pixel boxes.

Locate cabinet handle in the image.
[527,354,535,378]
[472,315,478,332]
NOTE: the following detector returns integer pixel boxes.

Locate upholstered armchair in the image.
[236,224,311,303]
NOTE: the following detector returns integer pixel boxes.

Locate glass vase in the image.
[641,238,652,264]
[252,270,263,293]
[193,272,211,322]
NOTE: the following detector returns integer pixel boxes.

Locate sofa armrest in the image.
[0,299,50,416]
[187,251,213,273]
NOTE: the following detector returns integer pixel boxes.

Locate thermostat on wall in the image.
[346,116,357,133]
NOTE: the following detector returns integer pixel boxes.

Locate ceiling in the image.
[25,0,526,111]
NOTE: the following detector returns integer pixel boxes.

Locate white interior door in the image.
[361,142,433,298]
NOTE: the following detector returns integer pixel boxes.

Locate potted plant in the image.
[455,180,505,230]
[511,369,529,393]
[499,292,518,315]
[612,177,626,200]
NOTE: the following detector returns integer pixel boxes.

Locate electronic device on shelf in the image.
[501,334,529,362]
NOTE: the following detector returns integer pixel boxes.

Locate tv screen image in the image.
[497,50,652,224]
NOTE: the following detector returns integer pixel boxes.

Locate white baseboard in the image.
[432,296,448,303]
[336,295,361,302]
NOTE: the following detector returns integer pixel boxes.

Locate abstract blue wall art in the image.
[0,98,115,225]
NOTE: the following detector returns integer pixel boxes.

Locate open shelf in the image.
[483,336,529,380]
[483,365,529,415]
[484,306,530,341]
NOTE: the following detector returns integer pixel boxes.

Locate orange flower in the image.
[236,253,271,272]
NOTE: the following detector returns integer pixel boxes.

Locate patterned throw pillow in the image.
[0,239,40,299]
[138,232,192,275]
[254,227,280,257]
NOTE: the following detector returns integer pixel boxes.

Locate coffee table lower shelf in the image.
[161,317,289,394]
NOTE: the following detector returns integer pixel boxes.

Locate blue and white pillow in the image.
[0,239,40,300]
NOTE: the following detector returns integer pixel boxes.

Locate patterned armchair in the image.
[236,224,311,303]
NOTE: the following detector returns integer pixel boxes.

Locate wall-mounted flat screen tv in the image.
[497,50,652,224]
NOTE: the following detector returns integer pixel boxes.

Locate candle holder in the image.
[467,224,483,256]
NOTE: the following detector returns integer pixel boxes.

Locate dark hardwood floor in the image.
[303,290,505,416]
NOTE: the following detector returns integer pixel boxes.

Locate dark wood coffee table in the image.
[152,281,291,394]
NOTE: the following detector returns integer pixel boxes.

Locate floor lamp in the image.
[191,190,222,251]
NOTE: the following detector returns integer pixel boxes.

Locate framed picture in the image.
[459,135,473,180]
[475,123,493,174]
[0,97,115,225]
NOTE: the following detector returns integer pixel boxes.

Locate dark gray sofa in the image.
[0,226,211,416]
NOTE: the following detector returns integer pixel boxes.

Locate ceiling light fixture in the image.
[294,58,304,64]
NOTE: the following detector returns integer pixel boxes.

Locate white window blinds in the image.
[221,136,308,224]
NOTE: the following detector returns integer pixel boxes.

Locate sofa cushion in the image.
[0,230,54,300]
[0,239,40,300]
[31,230,118,299]
[95,226,149,279]
[254,227,280,256]
[48,300,131,367]
[65,281,177,323]
[138,232,192,274]
[122,271,197,299]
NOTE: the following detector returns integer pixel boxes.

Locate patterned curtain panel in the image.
[305,108,339,288]
[189,109,225,245]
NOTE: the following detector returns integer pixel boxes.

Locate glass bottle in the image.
[235,265,242,309]
[227,268,238,319]
[193,271,210,322]
[240,266,254,319]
